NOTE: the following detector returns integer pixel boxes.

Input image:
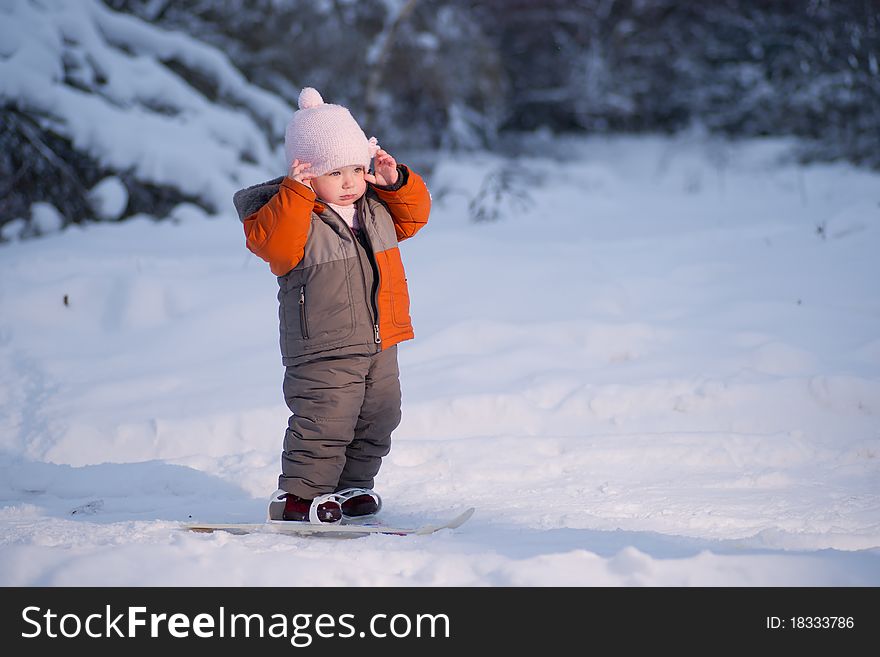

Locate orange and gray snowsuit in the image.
[233,166,431,498]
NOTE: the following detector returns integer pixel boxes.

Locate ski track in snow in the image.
[1,136,879,586]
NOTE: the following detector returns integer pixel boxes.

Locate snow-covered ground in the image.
[1,135,879,586]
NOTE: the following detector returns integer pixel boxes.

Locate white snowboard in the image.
[183,507,475,537]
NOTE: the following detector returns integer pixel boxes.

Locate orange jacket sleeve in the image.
[371,166,431,242]
[243,178,315,276]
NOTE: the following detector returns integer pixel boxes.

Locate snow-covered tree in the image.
[103,0,506,150]
[0,0,290,238]
[469,0,879,166]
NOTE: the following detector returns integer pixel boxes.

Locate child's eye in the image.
[329,171,341,176]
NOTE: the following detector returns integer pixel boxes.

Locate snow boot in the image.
[335,488,382,518]
[267,489,342,524]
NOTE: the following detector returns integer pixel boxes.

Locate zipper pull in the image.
[299,286,305,305]
[374,324,381,344]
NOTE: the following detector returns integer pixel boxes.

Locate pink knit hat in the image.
[284,87,380,176]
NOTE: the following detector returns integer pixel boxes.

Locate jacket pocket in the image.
[391,274,412,328]
[298,285,310,339]
[380,247,412,328]
[278,258,357,358]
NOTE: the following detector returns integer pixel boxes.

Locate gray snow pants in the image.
[279,345,401,499]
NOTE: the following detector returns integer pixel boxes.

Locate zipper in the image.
[298,285,310,339]
[358,204,382,345]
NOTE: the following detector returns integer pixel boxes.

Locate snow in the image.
[0,219,26,242]
[88,177,129,221]
[1,134,878,586]
[28,202,64,235]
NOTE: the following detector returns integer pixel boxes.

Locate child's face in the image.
[310,164,367,206]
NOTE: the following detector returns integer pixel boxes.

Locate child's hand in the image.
[288,160,316,186]
[364,149,399,186]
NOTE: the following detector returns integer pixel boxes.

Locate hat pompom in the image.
[298,87,323,110]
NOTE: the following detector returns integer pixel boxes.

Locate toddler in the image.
[232,88,431,523]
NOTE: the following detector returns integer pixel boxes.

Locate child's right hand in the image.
[288,160,316,186]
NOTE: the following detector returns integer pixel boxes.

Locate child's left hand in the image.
[364,149,399,186]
